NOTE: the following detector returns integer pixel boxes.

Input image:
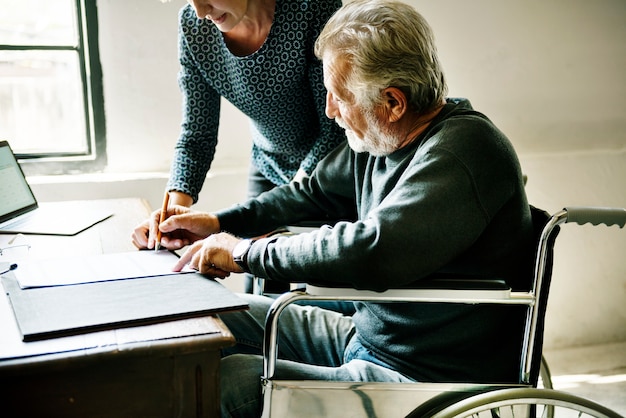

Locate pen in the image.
[155,190,170,251]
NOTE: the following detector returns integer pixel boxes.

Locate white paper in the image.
[14,250,193,289]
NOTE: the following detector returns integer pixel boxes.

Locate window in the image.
[0,0,105,175]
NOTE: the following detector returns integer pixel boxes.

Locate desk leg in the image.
[174,351,222,418]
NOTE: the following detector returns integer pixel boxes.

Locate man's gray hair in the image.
[315,0,447,113]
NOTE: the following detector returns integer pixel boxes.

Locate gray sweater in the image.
[217,99,534,383]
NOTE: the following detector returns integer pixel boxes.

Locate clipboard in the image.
[1,272,248,342]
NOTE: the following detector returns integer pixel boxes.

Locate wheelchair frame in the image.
[258,206,626,418]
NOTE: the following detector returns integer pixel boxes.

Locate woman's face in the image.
[187,0,248,32]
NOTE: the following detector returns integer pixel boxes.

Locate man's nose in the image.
[325,92,338,119]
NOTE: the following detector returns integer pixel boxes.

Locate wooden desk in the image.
[0,199,235,417]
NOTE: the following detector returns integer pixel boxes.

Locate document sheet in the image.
[14,250,192,289]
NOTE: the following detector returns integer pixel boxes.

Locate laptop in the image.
[0,140,113,236]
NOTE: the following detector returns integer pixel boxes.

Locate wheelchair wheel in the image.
[409,388,622,418]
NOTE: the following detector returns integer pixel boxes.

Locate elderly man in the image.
[139,0,534,416]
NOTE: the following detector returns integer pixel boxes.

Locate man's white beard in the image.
[344,129,369,154]
[336,114,399,157]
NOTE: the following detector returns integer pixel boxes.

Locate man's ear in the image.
[381,87,408,122]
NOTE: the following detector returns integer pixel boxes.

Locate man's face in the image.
[323,54,399,156]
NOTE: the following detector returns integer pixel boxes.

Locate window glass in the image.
[0,0,76,46]
[0,50,87,154]
[0,0,104,172]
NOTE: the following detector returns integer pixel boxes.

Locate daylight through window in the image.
[0,0,105,174]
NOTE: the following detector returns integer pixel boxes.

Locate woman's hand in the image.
[131,191,196,249]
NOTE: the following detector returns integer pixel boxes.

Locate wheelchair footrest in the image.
[261,380,526,418]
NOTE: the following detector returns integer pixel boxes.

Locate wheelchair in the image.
[256,206,626,418]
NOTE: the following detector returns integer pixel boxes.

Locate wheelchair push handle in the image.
[564,206,626,228]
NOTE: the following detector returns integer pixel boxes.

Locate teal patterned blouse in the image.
[167,0,345,202]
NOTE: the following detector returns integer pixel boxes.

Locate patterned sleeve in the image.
[166,8,221,203]
[299,0,345,175]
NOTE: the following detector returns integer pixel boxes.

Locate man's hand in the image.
[131,205,219,251]
[173,232,244,277]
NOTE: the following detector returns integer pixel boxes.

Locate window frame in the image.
[0,0,106,175]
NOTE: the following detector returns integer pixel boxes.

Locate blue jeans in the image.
[218,294,414,418]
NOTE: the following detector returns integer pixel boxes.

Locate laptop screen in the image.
[0,141,38,224]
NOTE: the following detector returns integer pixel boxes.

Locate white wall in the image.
[30,0,626,349]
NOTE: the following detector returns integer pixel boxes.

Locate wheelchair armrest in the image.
[263,278,521,380]
[306,278,512,303]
